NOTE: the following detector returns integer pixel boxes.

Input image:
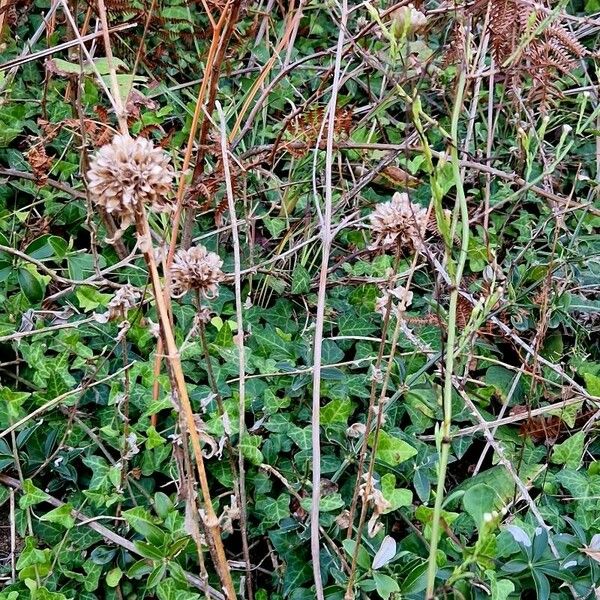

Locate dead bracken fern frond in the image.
[468,0,590,109]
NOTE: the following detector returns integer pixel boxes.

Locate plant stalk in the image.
[134,208,237,600]
[424,65,469,599]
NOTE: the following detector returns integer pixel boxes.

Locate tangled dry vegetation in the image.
[0,1,600,599]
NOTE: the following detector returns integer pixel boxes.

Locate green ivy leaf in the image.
[369,430,417,466]
[75,285,112,312]
[240,434,264,465]
[300,492,344,512]
[291,263,310,294]
[19,479,50,509]
[39,503,75,529]
[551,431,585,469]
[320,398,353,424]
[584,372,600,396]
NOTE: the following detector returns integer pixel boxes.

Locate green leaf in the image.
[134,541,165,560]
[551,431,585,469]
[485,365,523,404]
[106,567,123,588]
[584,372,600,397]
[257,494,290,526]
[39,503,75,529]
[320,398,353,424]
[148,562,167,588]
[240,434,264,465]
[24,235,67,260]
[122,507,166,545]
[338,313,377,337]
[263,389,290,414]
[463,484,501,529]
[491,578,515,600]
[0,387,30,428]
[76,285,112,312]
[154,492,173,519]
[67,253,105,281]
[291,263,310,294]
[381,474,412,512]
[300,492,344,512]
[369,430,417,466]
[373,572,400,600]
[288,426,312,450]
[342,539,371,570]
[157,578,202,600]
[19,479,50,509]
[17,267,44,303]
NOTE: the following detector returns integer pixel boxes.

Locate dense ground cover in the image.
[0,1,600,598]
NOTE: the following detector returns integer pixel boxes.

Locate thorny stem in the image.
[134,207,237,600]
[425,66,469,600]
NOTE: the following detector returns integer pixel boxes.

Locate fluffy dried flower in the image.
[87,135,174,234]
[107,284,140,321]
[369,192,427,252]
[170,245,224,298]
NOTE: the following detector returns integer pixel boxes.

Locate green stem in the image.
[425,64,469,599]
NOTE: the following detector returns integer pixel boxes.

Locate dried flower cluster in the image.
[369,192,428,252]
[170,245,224,299]
[107,284,141,321]
[87,135,174,234]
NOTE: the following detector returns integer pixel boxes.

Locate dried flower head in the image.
[107,284,140,320]
[87,135,174,233]
[359,473,391,537]
[369,192,428,252]
[391,4,428,37]
[346,422,367,438]
[170,245,224,298]
[375,285,413,317]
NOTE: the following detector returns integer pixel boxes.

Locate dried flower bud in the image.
[390,3,427,38]
[87,135,174,234]
[107,284,140,321]
[346,422,367,438]
[336,509,351,529]
[359,473,391,538]
[170,245,224,298]
[375,285,413,317]
[369,192,428,252]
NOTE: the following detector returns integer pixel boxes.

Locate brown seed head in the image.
[87,135,174,231]
[170,245,224,299]
[369,192,428,252]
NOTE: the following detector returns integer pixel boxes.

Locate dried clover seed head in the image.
[107,284,140,321]
[170,245,224,298]
[369,192,427,252]
[87,135,174,231]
